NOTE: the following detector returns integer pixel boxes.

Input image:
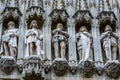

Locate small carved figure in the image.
[25,20,43,58]
[52,23,69,59]
[2,21,19,59]
[101,25,118,60]
[76,26,93,61]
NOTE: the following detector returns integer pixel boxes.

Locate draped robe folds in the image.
[77,32,93,61]
[2,28,18,57]
[25,29,43,57]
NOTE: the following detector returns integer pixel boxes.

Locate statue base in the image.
[52,58,69,76]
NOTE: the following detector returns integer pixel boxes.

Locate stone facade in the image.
[0,0,120,80]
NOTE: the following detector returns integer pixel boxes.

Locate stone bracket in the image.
[52,58,69,76]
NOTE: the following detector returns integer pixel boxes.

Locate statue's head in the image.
[105,25,112,32]
[8,21,15,29]
[56,23,63,30]
[30,20,38,29]
[80,26,88,32]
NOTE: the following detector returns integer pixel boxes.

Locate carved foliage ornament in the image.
[104,61,120,79]
[0,56,17,74]
[78,60,96,78]
[69,60,77,75]
[52,58,69,76]
[22,55,44,80]
[43,59,51,74]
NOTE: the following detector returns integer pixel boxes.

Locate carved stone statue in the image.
[2,21,19,59]
[76,26,93,61]
[25,20,43,58]
[52,23,69,59]
[101,25,118,60]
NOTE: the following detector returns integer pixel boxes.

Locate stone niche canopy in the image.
[73,10,93,32]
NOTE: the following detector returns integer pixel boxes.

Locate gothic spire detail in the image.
[76,0,88,10]
[90,0,96,8]
[6,0,19,7]
[99,0,111,12]
[112,0,119,9]
[52,0,65,9]
[28,0,43,8]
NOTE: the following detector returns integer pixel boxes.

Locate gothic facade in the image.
[0,0,120,80]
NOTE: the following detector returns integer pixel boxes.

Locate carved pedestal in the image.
[52,58,69,76]
[78,60,96,78]
[22,55,44,80]
[104,61,120,79]
[0,56,17,74]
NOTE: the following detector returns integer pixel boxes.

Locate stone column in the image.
[44,2,52,61]
[92,19,103,66]
[0,16,3,52]
[0,4,4,53]
[67,5,77,63]
[18,3,26,59]
[90,3,103,66]
[67,18,77,62]
[113,2,120,58]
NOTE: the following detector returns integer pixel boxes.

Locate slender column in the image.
[92,19,103,66]
[18,3,26,59]
[0,4,4,52]
[67,4,77,63]
[44,1,52,61]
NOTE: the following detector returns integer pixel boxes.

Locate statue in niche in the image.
[101,25,118,60]
[52,23,69,59]
[76,26,93,61]
[2,21,19,59]
[25,20,43,58]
